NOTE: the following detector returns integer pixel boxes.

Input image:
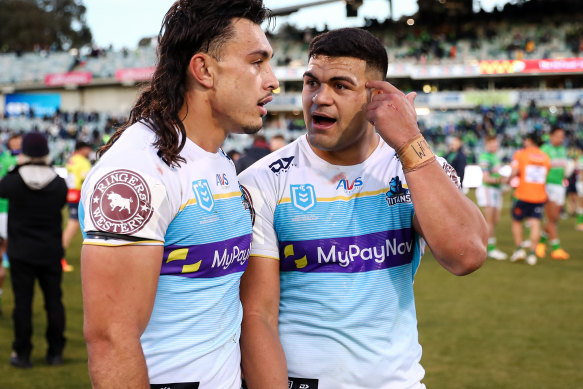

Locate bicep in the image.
[240,256,281,327]
[81,244,163,337]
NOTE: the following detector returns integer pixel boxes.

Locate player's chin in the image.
[307,132,337,151]
[240,122,263,135]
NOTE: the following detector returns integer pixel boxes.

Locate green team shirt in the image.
[479,151,502,188]
[0,150,18,213]
[541,143,568,185]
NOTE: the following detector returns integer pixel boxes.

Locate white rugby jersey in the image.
[239,135,458,389]
[80,122,252,388]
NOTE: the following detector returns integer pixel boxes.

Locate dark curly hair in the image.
[99,0,272,166]
[308,28,388,80]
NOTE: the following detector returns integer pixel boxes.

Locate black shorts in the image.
[511,199,545,221]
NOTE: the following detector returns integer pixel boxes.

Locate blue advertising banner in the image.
[4,93,61,117]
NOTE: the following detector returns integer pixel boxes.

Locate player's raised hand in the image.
[366,80,420,150]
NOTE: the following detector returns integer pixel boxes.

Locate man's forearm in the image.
[407,160,487,275]
[87,337,150,388]
[241,315,288,389]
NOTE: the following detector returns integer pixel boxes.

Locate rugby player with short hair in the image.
[509,132,551,266]
[477,134,507,260]
[239,28,487,389]
[536,126,570,260]
[79,1,278,387]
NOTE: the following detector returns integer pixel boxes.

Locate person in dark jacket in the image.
[235,134,271,173]
[0,132,68,369]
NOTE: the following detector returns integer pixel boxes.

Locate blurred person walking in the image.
[536,127,570,260]
[0,132,67,368]
[61,141,93,272]
[0,133,21,316]
[79,0,278,387]
[509,132,550,266]
[477,135,507,260]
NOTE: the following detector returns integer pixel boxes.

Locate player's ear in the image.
[188,53,214,88]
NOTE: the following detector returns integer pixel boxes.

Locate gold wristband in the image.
[396,134,436,173]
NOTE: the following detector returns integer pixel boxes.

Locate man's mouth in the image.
[258,96,273,115]
[312,113,337,127]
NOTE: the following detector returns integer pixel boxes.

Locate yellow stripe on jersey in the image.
[178,191,241,211]
[83,240,164,247]
[277,186,407,205]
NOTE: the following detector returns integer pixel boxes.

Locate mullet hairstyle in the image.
[99,0,272,166]
[308,28,388,80]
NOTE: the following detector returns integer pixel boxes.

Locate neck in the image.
[179,91,227,153]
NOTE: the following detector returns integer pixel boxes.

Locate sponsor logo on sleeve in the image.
[240,184,255,226]
[89,169,154,234]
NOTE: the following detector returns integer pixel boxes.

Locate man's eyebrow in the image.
[247,49,273,59]
[303,71,357,86]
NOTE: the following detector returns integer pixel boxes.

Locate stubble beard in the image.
[241,125,263,135]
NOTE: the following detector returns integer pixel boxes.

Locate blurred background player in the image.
[576,149,583,230]
[536,126,570,260]
[509,132,550,266]
[476,135,507,260]
[0,132,68,368]
[445,134,467,187]
[62,141,92,272]
[0,133,22,315]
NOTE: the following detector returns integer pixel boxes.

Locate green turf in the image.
[0,191,582,388]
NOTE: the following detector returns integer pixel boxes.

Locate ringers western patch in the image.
[89,169,154,234]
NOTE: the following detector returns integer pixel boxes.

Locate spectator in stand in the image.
[536,127,570,260]
[476,135,507,260]
[235,134,271,173]
[0,132,68,368]
[509,132,550,266]
[62,141,92,272]
[0,133,22,316]
[445,135,467,186]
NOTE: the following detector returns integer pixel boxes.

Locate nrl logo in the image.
[290,184,316,211]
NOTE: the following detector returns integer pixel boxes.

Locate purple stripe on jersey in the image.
[161,234,252,278]
[279,228,414,273]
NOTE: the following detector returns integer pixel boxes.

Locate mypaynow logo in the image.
[279,228,414,273]
[161,234,251,278]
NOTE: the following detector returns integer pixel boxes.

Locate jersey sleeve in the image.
[437,156,462,190]
[239,165,280,261]
[80,166,172,247]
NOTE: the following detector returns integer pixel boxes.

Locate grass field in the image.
[0,191,581,388]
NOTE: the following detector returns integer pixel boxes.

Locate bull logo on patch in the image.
[107,192,133,213]
[290,184,316,211]
[192,179,215,212]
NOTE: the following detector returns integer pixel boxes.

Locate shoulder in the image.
[240,138,302,182]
